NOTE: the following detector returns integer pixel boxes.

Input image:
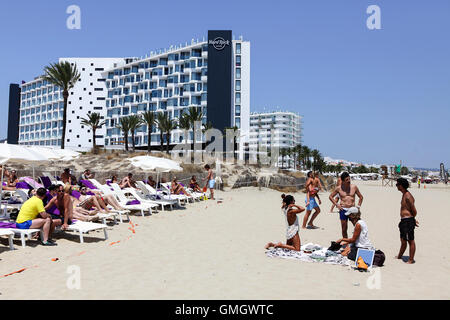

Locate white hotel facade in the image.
[249,111,303,153]
[17,31,250,156]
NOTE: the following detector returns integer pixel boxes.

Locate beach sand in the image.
[0,180,449,299]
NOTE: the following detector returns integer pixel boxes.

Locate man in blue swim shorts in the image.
[329,172,364,238]
[203,164,215,200]
[15,188,57,246]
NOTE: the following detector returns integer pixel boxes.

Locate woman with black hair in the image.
[265,195,305,252]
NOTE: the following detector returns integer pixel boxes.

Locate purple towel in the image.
[87,191,95,196]
[40,176,52,189]
[106,181,112,186]
[81,180,98,190]
[71,190,81,200]
[126,200,141,205]
[0,221,17,229]
[16,181,31,189]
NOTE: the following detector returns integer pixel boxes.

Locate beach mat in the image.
[265,248,352,266]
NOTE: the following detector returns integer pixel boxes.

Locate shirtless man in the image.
[330,176,342,213]
[329,172,363,238]
[203,164,215,200]
[395,178,419,264]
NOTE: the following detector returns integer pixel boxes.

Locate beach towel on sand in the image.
[266,247,352,266]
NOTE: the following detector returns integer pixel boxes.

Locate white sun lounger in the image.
[65,220,108,244]
[7,228,44,248]
[0,229,15,250]
[135,181,178,210]
[160,183,195,203]
[109,183,159,215]
[97,184,156,217]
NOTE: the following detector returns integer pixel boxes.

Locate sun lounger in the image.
[96,184,155,217]
[109,183,159,216]
[123,184,174,212]
[0,229,15,250]
[21,177,44,189]
[7,228,44,248]
[160,183,194,203]
[135,181,179,210]
[64,220,108,244]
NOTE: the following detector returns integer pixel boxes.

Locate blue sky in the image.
[0,0,449,168]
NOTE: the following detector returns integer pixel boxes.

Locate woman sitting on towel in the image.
[171,177,192,197]
[336,207,374,261]
[265,195,305,252]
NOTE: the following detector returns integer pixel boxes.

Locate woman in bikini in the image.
[265,195,305,252]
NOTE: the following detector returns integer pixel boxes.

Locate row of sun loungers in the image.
[0,177,207,250]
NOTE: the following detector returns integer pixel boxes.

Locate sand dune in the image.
[0,180,449,299]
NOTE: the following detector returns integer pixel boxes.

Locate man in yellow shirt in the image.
[16,188,57,246]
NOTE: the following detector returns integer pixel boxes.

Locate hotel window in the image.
[236,68,241,79]
[235,105,241,116]
[236,55,241,67]
[235,80,241,91]
[235,117,241,129]
[236,43,241,54]
[235,93,241,104]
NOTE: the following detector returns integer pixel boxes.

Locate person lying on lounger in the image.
[120,173,137,189]
[147,176,157,188]
[79,186,127,212]
[7,170,19,188]
[171,177,192,197]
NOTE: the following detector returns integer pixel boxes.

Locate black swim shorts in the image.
[399,217,416,241]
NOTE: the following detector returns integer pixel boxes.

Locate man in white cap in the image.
[336,207,374,261]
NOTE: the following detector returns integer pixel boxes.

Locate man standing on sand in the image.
[330,175,342,213]
[396,178,419,264]
[329,172,364,238]
[203,164,215,200]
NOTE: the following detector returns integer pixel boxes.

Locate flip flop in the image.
[307,225,319,230]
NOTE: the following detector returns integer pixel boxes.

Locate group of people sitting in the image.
[0,165,20,191]
[14,182,129,246]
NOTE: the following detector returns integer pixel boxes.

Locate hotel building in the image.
[249,110,303,164]
[17,58,125,150]
[103,30,250,157]
[15,30,250,156]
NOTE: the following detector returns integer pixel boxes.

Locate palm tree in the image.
[286,148,292,169]
[116,117,131,152]
[186,107,203,160]
[157,113,177,154]
[178,113,191,158]
[141,111,156,153]
[302,145,311,170]
[128,114,144,152]
[80,112,106,151]
[311,149,321,171]
[294,144,302,170]
[156,112,167,153]
[43,61,81,149]
[280,148,287,169]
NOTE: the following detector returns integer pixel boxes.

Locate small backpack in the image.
[373,250,385,267]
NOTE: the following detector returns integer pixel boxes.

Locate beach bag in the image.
[357,256,368,270]
[373,250,385,267]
